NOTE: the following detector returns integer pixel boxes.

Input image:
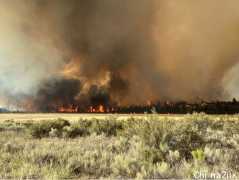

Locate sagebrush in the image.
[0,110,239,179]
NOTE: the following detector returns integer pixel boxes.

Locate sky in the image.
[1,0,239,109]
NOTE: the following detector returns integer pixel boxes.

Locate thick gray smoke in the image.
[1,0,239,110]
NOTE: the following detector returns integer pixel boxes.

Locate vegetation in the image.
[0,109,239,178]
[2,98,239,114]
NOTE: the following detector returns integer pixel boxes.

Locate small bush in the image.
[62,119,89,138]
[0,119,25,131]
[0,126,4,131]
[168,150,180,164]
[191,149,205,161]
[117,107,203,159]
[49,128,61,138]
[88,117,123,136]
[25,118,70,139]
[3,142,13,153]
[2,119,15,127]
[22,120,34,128]
[139,143,162,165]
[223,117,239,137]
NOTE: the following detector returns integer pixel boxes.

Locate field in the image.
[0,113,235,122]
[0,110,239,179]
[0,113,186,122]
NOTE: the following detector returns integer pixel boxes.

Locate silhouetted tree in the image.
[39,106,44,113]
[77,106,81,113]
[233,98,237,105]
[46,104,50,113]
[55,106,59,113]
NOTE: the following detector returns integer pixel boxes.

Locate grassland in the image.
[0,113,186,122]
[0,109,239,179]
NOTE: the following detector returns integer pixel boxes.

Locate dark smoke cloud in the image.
[88,84,111,109]
[35,78,82,109]
[1,0,239,109]
[31,0,167,105]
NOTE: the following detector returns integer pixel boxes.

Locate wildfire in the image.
[84,105,106,112]
[167,100,170,105]
[59,106,78,112]
[147,100,151,106]
[201,102,206,107]
[99,105,103,112]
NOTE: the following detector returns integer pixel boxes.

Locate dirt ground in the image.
[0,113,187,122]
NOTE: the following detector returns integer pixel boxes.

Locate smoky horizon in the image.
[1,0,239,110]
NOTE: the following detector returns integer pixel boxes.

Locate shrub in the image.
[139,143,162,165]
[22,120,34,128]
[2,119,15,127]
[223,117,239,137]
[191,149,205,161]
[117,107,203,159]
[88,117,123,136]
[0,119,25,131]
[168,150,180,164]
[61,116,123,139]
[49,128,61,138]
[3,142,13,153]
[62,119,89,138]
[25,118,70,139]
[204,146,230,165]
[1,112,239,179]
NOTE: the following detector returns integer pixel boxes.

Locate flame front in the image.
[59,106,78,112]
[99,105,103,112]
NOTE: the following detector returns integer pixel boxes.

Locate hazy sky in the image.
[1,0,239,108]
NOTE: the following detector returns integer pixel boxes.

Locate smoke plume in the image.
[1,0,239,110]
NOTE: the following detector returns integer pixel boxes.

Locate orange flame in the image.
[147,100,150,106]
[99,105,103,112]
[59,106,78,112]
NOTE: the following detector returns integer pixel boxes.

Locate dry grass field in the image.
[0,113,236,122]
[0,113,186,122]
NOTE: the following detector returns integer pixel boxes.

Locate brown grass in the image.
[0,113,186,122]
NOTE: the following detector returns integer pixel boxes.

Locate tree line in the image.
[1,98,239,114]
